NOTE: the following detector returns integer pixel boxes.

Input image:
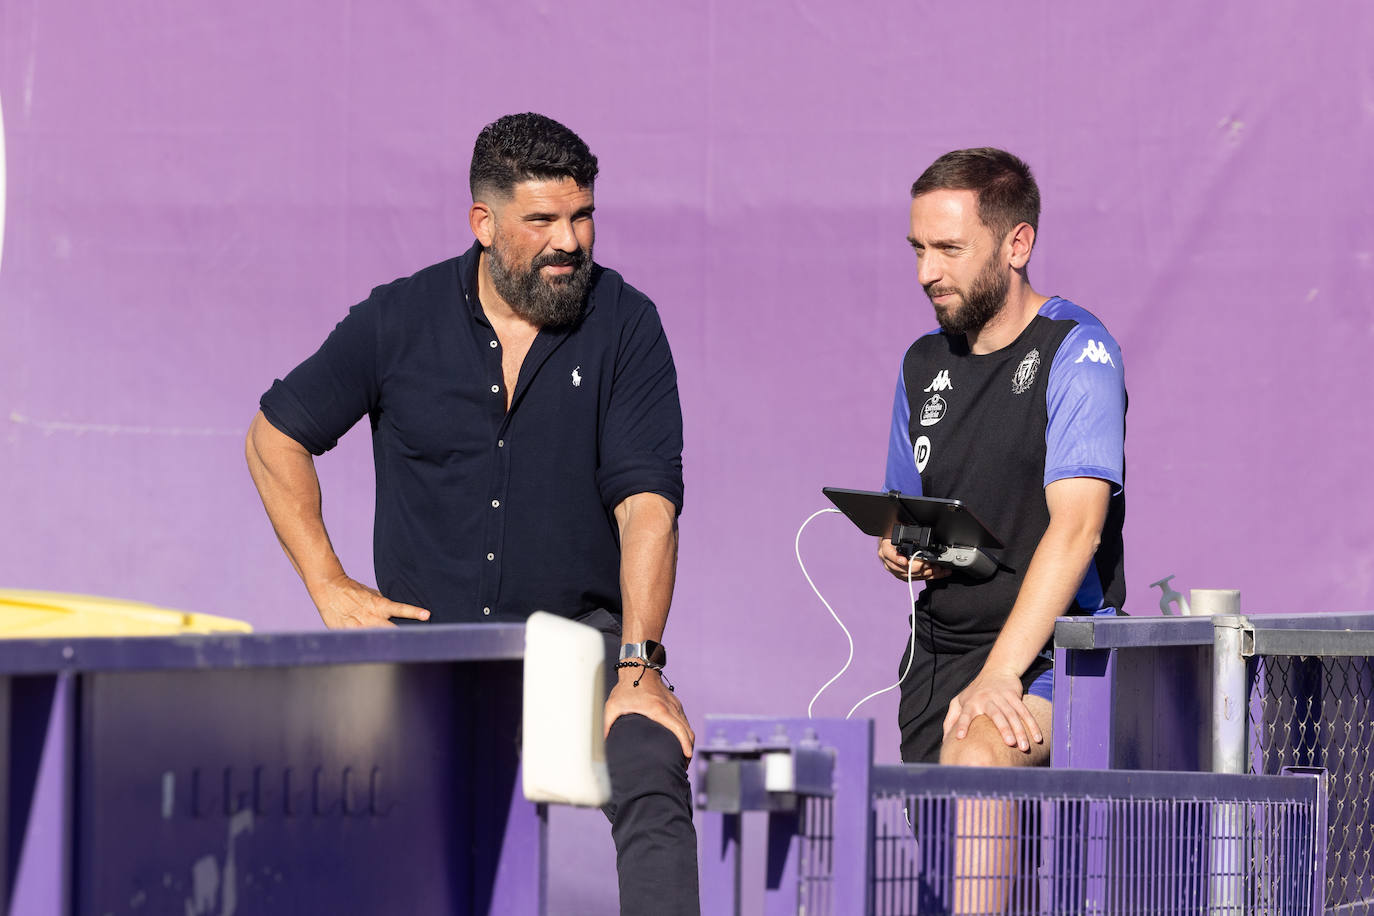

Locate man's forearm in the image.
[613,492,679,645]
[605,491,693,756]
[983,478,1111,680]
[245,410,347,593]
[982,527,1096,678]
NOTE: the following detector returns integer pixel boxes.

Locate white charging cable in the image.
[844,560,918,719]
[797,509,850,718]
[797,508,920,719]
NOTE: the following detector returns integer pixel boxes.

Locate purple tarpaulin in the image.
[2,2,1371,911]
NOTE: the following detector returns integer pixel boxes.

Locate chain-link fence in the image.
[1054,609,1374,914]
[1252,654,1374,914]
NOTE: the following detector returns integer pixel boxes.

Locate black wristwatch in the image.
[619,640,667,670]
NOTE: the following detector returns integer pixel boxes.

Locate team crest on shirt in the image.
[919,394,947,427]
[1011,348,1040,395]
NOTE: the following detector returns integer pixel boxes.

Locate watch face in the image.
[621,641,667,668]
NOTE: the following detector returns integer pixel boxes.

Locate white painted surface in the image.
[1191,589,1242,616]
[522,612,611,807]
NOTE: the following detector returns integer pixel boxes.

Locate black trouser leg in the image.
[603,713,700,914]
[590,622,700,915]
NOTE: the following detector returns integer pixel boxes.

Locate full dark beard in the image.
[486,242,594,329]
[928,258,1009,337]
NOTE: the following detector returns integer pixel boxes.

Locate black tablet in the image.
[821,487,1004,550]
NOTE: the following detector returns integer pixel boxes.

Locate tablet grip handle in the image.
[890,523,935,559]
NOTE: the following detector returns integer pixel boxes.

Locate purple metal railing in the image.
[1054,611,1374,915]
[0,625,541,915]
[866,765,1324,915]
[697,716,1327,916]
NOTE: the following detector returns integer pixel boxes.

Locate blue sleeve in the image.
[259,296,381,456]
[883,366,922,496]
[1044,322,1125,492]
[594,300,685,514]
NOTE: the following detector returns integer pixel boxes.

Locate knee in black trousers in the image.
[603,713,700,916]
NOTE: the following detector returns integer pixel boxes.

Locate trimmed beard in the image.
[927,256,1010,337]
[486,239,594,329]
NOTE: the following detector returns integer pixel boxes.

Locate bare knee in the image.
[940,721,1008,767]
[939,716,1046,767]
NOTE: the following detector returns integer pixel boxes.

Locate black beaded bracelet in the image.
[615,660,674,691]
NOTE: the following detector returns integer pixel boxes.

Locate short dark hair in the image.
[469,113,599,200]
[910,148,1040,242]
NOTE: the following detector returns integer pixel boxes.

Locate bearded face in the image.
[485,232,594,328]
[908,188,1028,340]
[925,249,1010,337]
[478,177,597,329]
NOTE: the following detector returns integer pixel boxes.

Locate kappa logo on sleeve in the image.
[923,370,953,392]
[1074,340,1115,366]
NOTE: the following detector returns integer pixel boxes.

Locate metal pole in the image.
[1210,615,1249,914]
[1212,614,1249,775]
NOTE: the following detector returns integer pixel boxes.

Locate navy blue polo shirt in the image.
[260,241,684,625]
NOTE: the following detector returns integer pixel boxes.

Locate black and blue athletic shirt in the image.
[882,297,1126,653]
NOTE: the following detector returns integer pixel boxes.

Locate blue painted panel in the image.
[74,659,527,915]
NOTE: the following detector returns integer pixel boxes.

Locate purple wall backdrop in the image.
[2,1,1372,911]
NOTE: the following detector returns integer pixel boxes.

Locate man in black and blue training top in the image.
[879,148,1126,766]
[245,113,699,914]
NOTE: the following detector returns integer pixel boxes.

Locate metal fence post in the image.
[1212,614,1249,774]
[1211,615,1249,914]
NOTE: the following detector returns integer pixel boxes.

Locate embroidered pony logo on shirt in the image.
[571,367,582,387]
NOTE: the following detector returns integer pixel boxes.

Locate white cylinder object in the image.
[1189,588,1241,616]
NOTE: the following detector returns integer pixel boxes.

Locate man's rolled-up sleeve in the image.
[596,302,685,514]
[259,297,382,456]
